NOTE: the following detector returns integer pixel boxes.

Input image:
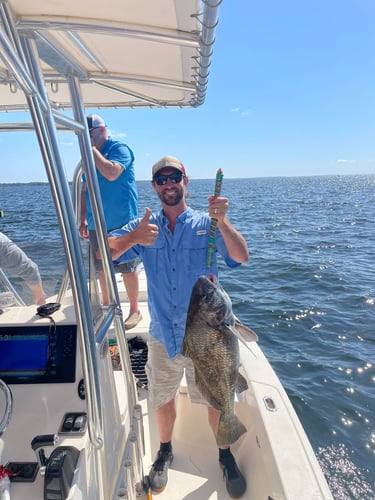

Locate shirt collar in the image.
[158,207,192,225]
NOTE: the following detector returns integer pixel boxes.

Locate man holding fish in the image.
[107,155,251,498]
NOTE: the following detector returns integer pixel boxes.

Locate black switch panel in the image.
[6,462,39,482]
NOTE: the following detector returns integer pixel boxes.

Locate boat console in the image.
[0,312,87,499]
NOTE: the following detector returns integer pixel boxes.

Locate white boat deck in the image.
[0,269,333,499]
[110,269,333,499]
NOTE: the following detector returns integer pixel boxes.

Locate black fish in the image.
[182,275,258,446]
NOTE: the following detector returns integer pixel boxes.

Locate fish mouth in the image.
[207,273,218,286]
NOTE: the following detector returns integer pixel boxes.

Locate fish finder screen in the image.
[0,324,76,383]
[0,334,49,375]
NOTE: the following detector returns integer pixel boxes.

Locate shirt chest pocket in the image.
[181,232,208,273]
[143,237,165,272]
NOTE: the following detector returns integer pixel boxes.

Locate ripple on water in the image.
[318,444,374,500]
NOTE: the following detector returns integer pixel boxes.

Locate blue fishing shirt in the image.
[111,208,241,357]
[84,137,138,230]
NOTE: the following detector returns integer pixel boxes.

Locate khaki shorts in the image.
[89,230,141,273]
[145,336,208,409]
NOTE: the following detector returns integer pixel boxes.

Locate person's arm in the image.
[0,233,47,304]
[92,146,124,181]
[216,218,249,263]
[79,183,89,239]
[107,208,158,260]
[28,282,47,305]
[208,196,249,263]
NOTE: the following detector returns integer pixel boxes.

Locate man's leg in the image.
[207,406,247,498]
[123,270,139,314]
[98,269,109,305]
[89,231,109,305]
[149,400,176,492]
[155,399,176,442]
[123,270,142,329]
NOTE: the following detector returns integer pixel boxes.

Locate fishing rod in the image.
[207,168,223,268]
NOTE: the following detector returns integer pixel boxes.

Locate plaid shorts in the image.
[89,230,141,273]
[145,335,207,409]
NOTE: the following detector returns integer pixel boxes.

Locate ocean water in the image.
[1,175,374,499]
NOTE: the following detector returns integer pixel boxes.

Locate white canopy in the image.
[0,0,221,111]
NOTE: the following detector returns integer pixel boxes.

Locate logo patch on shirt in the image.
[196,230,207,236]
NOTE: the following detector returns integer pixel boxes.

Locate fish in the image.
[182,275,258,447]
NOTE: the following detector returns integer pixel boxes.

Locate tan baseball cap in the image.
[152,156,186,178]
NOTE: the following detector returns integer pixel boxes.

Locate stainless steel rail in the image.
[0,2,142,497]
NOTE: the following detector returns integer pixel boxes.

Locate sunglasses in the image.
[89,126,100,133]
[153,172,184,185]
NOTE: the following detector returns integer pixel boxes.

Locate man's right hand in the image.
[107,208,158,260]
[133,208,159,246]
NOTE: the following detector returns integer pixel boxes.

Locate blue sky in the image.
[1,0,375,182]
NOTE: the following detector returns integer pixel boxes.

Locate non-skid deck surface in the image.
[137,387,245,499]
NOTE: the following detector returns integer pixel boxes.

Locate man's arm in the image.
[216,218,249,263]
[208,196,249,264]
[92,145,124,181]
[0,233,47,305]
[28,282,47,305]
[79,183,89,238]
[106,208,158,260]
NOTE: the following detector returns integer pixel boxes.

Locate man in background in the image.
[79,114,141,329]
[0,231,46,305]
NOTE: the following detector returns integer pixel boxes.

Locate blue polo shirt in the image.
[84,137,138,230]
[111,208,241,357]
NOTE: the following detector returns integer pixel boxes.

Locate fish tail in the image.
[216,414,247,447]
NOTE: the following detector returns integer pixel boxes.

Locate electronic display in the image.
[0,324,77,384]
[1,334,49,375]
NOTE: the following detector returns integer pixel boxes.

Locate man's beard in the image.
[158,188,184,206]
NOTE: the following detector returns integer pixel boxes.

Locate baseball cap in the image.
[87,114,106,130]
[152,156,186,178]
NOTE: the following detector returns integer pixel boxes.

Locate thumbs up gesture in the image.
[133,208,159,246]
[107,208,158,260]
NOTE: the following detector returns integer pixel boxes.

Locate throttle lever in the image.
[31,434,58,467]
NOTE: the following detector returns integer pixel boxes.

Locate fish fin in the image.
[181,336,195,358]
[233,317,258,342]
[235,372,248,393]
[225,318,258,351]
[216,414,247,447]
[181,337,189,357]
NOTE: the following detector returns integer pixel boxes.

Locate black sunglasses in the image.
[89,126,100,133]
[153,172,184,185]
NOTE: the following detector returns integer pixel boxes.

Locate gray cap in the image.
[87,114,106,129]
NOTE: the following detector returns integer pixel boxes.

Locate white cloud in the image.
[108,129,127,138]
[230,107,251,116]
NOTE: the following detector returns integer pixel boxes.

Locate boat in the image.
[0,1,334,498]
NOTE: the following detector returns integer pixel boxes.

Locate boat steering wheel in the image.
[0,378,12,437]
